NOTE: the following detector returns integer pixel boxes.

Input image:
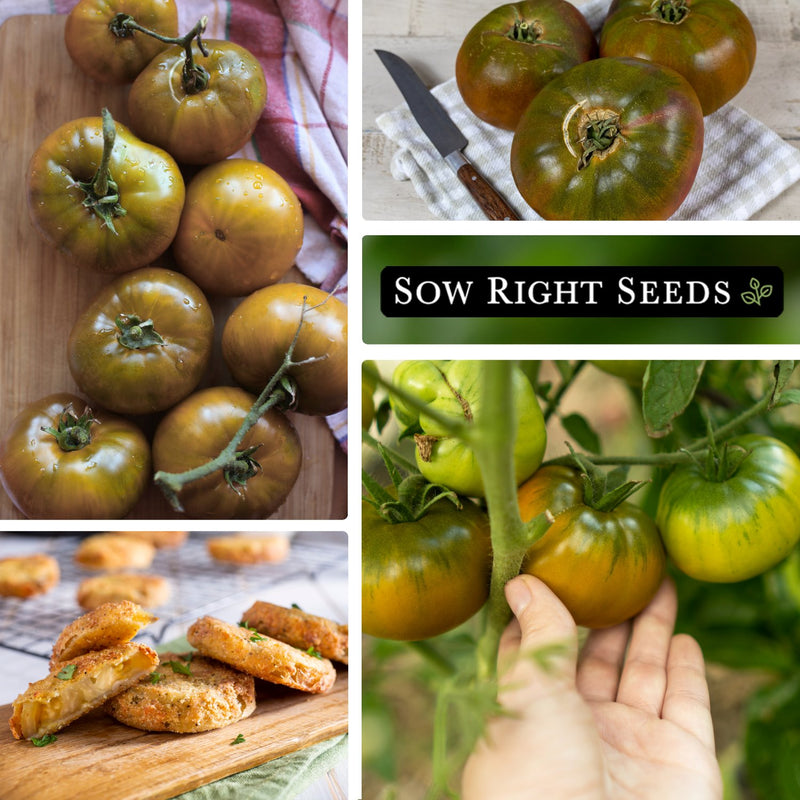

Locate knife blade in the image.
[376,49,519,221]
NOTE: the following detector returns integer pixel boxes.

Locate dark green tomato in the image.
[656,434,800,583]
[67,267,214,415]
[390,360,547,498]
[455,0,597,131]
[510,56,704,220]
[0,393,150,519]
[519,466,666,628]
[600,0,756,115]
[27,114,185,273]
[152,386,302,520]
[362,496,492,640]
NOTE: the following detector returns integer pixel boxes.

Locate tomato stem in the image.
[41,405,97,452]
[114,14,210,93]
[153,293,330,514]
[647,0,689,24]
[115,314,165,349]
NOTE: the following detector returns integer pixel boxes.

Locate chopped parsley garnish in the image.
[249,632,267,642]
[291,603,302,610]
[306,646,323,659]
[239,621,254,630]
[31,734,57,747]
[149,672,163,684]
[230,733,246,745]
[163,660,192,676]
[56,664,76,680]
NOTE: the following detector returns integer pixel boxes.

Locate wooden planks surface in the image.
[362,0,800,220]
[0,15,346,521]
[0,670,348,800]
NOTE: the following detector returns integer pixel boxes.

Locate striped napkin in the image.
[376,0,800,221]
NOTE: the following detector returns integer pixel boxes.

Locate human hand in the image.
[462,575,722,799]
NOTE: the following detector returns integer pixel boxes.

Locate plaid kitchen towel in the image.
[376,0,800,221]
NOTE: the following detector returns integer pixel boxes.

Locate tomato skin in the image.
[0,393,151,519]
[152,386,301,519]
[600,0,756,115]
[519,466,666,628]
[221,284,347,417]
[128,41,267,165]
[67,267,214,415]
[510,57,704,220]
[656,435,800,583]
[27,116,185,273]
[362,496,492,640]
[64,0,178,85]
[173,159,303,296]
[390,361,546,498]
[591,360,649,385]
[456,0,597,131]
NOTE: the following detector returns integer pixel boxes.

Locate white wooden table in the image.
[362,0,800,220]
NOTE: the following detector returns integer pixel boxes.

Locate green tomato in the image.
[362,495,491,640]
[390,360,547,497]
[656,434,800,582]
[389,360,447,428]
[591,360,650,386]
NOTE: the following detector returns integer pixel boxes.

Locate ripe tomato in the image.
[27,110,185,273]
[389,361,546,498]
[221,284,347,417]
[128,39,267,164]
[656,434,800,582]
[152,386,301,519]
[510,57,704,220]
[518,466,666,628]
[0,394,150,519]
[600,0,756,115]
[455,0,597,131]
[64,0,178,85]
[67,267,214,415]
[172,159,303,296]
[362,495,492,640]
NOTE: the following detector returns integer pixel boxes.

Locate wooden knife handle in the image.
[456,162,519,221]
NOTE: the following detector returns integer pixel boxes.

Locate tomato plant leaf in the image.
[560,412,601,454]
[642,361,705,438]
[770,361,796,408]
[773,389,800,409]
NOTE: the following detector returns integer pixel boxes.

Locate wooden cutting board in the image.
[0,670,348,800]
[0,15,346,521]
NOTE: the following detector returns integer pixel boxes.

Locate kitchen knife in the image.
[376,49,519,221]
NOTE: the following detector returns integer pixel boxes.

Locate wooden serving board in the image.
[0,670,348,800]
[0,15,346,521]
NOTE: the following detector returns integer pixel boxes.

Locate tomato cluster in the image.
[0,0,347,520]
[363,362,800,642]
[456,0,756,219]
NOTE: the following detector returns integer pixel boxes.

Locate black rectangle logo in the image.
[380,266,783,318]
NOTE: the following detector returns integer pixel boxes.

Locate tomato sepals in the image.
[75,108,127,235]
[506,18,562,47]
[108,13,137,39]
[647,0,689,24]
[566,445,648,511]
[578,110,622,171]
[41,404,97,452]
[222,444,262,495]
[687,439,752,482]
[115,314,165,349]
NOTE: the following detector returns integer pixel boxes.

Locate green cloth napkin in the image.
[155,639,348,799]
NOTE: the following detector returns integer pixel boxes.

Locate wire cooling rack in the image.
[0,532,347,660]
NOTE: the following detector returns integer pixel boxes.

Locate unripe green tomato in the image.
[591,360,649,386]
[656,434,800,582]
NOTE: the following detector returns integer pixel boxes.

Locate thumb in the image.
[499,574,579,702]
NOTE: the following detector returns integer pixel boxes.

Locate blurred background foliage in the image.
[363,360,800,799]
[362,236,800,343]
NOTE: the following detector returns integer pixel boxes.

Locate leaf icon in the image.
[741,291,758,305]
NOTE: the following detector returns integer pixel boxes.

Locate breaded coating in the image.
[9,642,159,740]
[51,600,157,667]
[241,601,348,664]
[187,616,336,694]
[115,530,188,549]
[0,554,60,598]
[74,533,155,571]
[106,652,256,733]
[206,534,290,565]
[77,573,170,611]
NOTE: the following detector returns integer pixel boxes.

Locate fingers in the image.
[662,633,716,751]
[499,575,578,701]
[615,578,677,715]
[576,622,630,702]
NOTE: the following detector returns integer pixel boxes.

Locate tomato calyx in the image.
[222,445,262,495]
[684,439,752,483]
[75,108,127,234]
[112,15,210,93]
[646,0,690,24]
[115,314,165,349]
[577,109,622,170]
[568,447,647,512]
[506,19,561,47]
[41,404,98,452]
